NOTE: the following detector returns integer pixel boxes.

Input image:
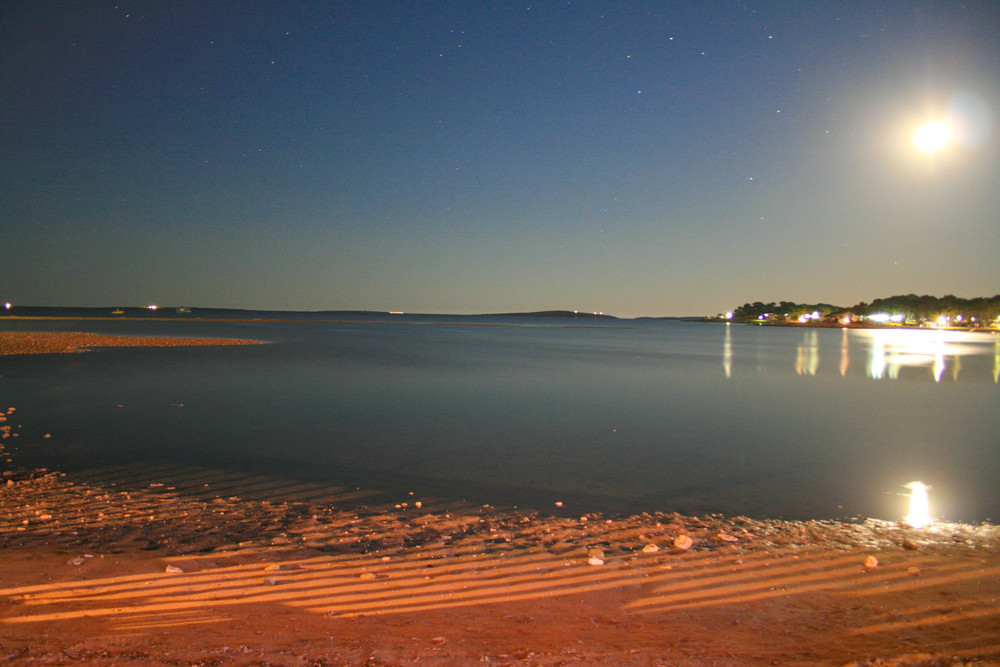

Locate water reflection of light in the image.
[904,481,932,529]
[723,323,732,378]
[857,329,988,381]
[994,339,999,384]
[723,326,995,382]
[868,334,887,379]
[795,330,818,376]
[839,328,849,376]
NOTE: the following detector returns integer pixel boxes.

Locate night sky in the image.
[3,2,998,316]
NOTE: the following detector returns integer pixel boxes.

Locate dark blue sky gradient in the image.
[2,2,998,316]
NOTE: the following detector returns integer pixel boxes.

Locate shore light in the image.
[904,481,932,529]
[3,302,10,310]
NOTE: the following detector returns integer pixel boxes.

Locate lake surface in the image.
[2,314,998,523]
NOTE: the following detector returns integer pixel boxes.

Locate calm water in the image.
[2,315,998,522]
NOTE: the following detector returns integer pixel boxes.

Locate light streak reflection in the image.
[795,330,819,376]
[995,339,999,383]
[721,326,996,381]
[858,329,985,382]
[840,327,850,376]
[723,323,732,378]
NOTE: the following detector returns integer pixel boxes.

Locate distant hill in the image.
[488,310,618,319]
[0,306,627,323]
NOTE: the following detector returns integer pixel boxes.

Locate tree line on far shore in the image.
[730,294,1000,325]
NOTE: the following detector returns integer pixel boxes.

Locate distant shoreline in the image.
[4,313,997,335]
[0,305,691,322]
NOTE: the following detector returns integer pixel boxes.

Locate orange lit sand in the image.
[1,334,998,665]
[0,331,263,355]
[2,468,998,666]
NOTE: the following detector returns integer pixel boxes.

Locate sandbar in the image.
[0,331,264,355]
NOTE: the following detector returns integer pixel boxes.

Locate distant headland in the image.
[0,305,623,323]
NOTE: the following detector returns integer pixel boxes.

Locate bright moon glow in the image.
[904,481,932,529]
[913,121,951,152]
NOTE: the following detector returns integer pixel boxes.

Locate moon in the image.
[913,121,951,153]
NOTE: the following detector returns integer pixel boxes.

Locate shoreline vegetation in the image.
[711,294,1000,330]
[2,334,999,664]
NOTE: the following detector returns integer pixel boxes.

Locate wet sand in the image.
[1,333,998,665]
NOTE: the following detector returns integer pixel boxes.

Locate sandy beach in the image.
[1,333,999,665]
